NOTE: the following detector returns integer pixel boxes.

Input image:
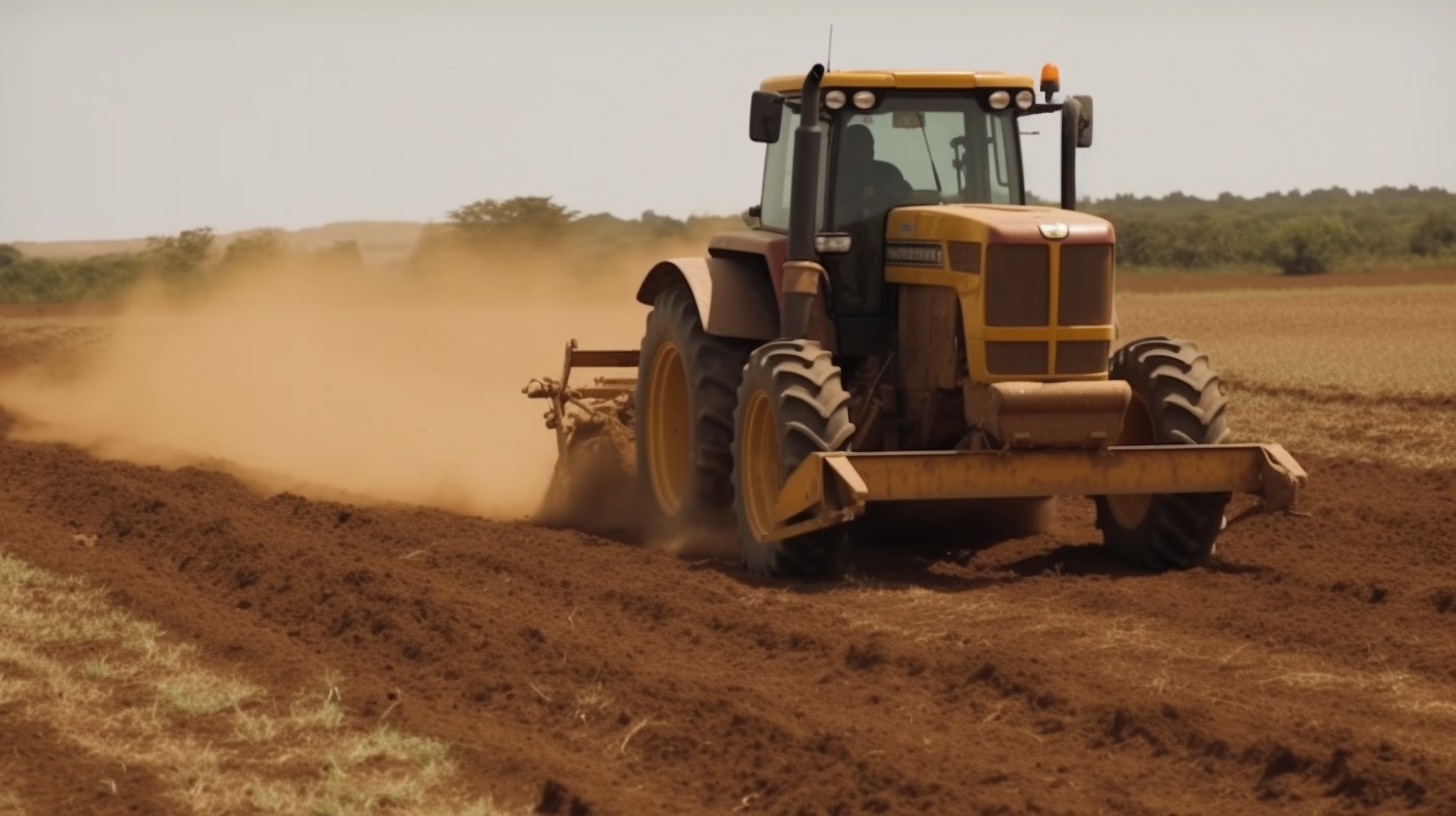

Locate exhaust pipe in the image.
[780,63,826,340]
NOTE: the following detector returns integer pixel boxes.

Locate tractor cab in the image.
[747,66,1092,355]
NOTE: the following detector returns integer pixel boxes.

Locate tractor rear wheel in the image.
[635,284,754,535]
[732,339,855,578]
[1094,336,1232,571]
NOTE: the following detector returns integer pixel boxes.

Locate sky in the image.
[1,0,1452,242]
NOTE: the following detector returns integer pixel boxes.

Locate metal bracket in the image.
[522,339,640,455]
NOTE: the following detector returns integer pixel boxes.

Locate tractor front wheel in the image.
[1094,336,1232,571]
[732,339,855,578]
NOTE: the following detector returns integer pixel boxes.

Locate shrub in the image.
[1264,215,1359,275]
[1410,210,1456,256]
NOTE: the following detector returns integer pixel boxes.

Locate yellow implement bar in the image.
[765,443,1306,543]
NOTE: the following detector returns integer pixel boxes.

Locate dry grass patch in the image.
[1116,283,1456,396]
[0,317,112,378]
[1224,385,1456,470]
[0,550,518,816]
[1116,283,1456,469]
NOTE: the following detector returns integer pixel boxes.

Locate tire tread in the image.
[1096,335,1232,571]
[732,338,854,577]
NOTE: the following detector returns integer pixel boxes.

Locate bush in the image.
[142,227,216,286]
[0,252,145,302]
[1410,210,1456,256]
[1264,216,1359,275]
[218,231,286,271]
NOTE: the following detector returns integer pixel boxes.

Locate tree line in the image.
[406,196,743,274]
[0,227,364,303]
[1077,185,1456,274]
[3,186,1454,302]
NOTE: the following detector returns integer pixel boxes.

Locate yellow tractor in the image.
[526,63,1306,577]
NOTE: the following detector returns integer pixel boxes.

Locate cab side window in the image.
[759,102,828,233]
[985,114,1014,204]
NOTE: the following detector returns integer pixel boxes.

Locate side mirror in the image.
[1073,94,1093,148]
[749,90,784,144]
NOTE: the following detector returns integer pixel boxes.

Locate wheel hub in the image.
[740,390,781,541]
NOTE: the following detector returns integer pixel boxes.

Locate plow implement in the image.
[522,340,643,537]
[524,339,639,456]
[759,443,1305,543]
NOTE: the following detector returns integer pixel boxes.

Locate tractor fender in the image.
[635,257,779,341]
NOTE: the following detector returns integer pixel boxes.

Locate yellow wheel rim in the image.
[646,341,691,517]
[740,390,781,541]
[1106,393,1156,529]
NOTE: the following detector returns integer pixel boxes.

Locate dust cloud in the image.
[0,241,699,520]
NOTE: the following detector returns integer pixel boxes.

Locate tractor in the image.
[525,62,1306,577]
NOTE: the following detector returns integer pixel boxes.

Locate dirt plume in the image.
[0,238,707,520]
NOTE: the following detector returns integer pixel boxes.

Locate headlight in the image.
[852,90,877,109]
[824,90,846,110]
[1037,222,1070,240]
[1015,89,1034,110]
[814,233,853,254]
[988,90,1010,110]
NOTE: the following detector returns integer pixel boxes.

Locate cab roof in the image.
[759,69,1036,94]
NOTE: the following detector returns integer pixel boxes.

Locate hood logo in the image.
[1038,222,1070,240]
[885,241,944,267]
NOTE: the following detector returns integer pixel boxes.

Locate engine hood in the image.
[885,204,1115,245]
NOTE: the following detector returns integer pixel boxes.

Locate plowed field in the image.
[2,269,1454,816]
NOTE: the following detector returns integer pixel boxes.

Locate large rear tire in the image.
[1094,336,1232,571]
[732,339,855,578]
[635,285,755,536]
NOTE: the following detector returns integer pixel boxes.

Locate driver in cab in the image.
[836,123,911,221]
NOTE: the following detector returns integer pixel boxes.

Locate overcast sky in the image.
[1,0,1452,242]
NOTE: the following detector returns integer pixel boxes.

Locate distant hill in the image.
[11,221,427,266]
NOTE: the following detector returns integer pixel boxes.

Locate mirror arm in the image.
[1060,97,1080,211]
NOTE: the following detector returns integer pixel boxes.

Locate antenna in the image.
[826,24,834,71]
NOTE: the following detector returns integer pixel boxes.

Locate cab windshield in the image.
[830,92,1024,228]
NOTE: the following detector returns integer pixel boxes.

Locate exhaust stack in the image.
[780,63,826,340]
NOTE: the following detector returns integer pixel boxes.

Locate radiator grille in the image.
[1057,244,1114,326]
[985,341,1049,376]
[1054,340,1111,375]
[984,244,1050,327]
[948,240,982,274]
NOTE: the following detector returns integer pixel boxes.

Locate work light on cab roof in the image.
[1040,62,1061,101]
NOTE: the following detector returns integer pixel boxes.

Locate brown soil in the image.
[0,705,174,816]
[7,412,1455,816]
[3,277,1456,815]
[0,301,126,319]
